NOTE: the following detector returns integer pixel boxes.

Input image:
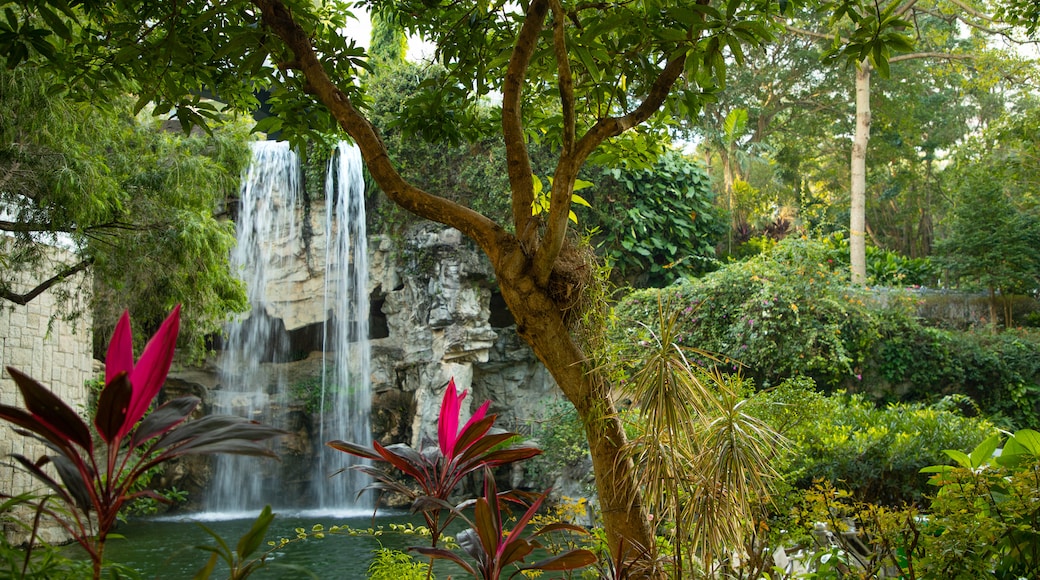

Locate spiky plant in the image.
[619,298,785,577]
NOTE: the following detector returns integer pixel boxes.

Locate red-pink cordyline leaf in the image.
[6,367,93,452]
[454,400,491,457]
[438,379,464,457]
[105,311,134,385]
[122,305,180,436]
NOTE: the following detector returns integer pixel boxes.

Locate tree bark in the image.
[850,60,871,285]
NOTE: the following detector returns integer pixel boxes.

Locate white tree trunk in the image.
[850,60,871,284]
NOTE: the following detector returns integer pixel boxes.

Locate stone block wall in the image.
[0,245,94,541]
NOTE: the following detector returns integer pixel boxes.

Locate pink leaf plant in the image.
[328,377,542,546]
[0,306,286,580]
[413,467,597,579]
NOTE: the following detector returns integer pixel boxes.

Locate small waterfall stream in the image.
[315,142,371,508]
[206,140,371,513]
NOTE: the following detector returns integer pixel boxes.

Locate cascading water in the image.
[206,140,371,513]
[315,142,371,509]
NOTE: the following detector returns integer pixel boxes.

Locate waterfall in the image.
[315,142,371,509]
[206,140,371,514]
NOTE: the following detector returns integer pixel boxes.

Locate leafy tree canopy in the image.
[0,64,250,359]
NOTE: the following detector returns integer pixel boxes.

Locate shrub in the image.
[871,311,1040,429]
[752,378,995,505]
[614,236,877,387]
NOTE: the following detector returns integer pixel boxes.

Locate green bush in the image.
[614,236,1040,429]
[524,400,591,493]
[614,236,877,387]
[871,309,1040,429]
[589,150,726,287]
[751,378,994,505]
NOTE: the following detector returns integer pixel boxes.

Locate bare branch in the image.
[1,258,93,306]
[889,51,973,63]
[893,0,920,18]
[551,0,575,156]
[784,23,840,43]
[532,49,688,285]
[504,0,551,253]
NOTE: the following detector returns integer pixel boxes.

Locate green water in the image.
[88,510,464,579]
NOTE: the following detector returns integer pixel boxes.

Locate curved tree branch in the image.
[532,50,689,284]
[252,0,508,262]
[1,258,93,306]
[504,0,550,253]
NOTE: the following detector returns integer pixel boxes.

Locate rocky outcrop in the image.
[367,225,559,450]
[168,221,569,506]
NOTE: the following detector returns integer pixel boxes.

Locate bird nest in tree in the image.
[547,238,598,327]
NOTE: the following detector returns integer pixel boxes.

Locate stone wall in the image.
[0,244,94,542]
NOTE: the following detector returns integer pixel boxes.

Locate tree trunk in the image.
[495,248,655,561]
[850,60,871,285]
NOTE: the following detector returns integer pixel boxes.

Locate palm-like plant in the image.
[620,299,784,577]
[0,306,286,579]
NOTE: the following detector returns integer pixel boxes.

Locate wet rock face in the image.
[168,222,570,504]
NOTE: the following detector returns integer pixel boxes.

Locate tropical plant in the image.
[0,494,95,579]
[327,378,541,546]
[413,467,597,580]
[618,300,784,577]
[917,429,1040,578]
[192,505,319,580]
[0,306,286,579]
[367,547,432,580]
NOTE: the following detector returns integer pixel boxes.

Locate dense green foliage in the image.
[799,430,1040,578]
[936,180,1040,326]
[617,237,874,387]
[615,237,1040,429]
[0,65,251,358]
[362,61,512,231]
[588,151,725,287]
[871,312,1040,429]
[751,377,993,505]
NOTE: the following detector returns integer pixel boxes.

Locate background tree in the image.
[0,65,250,358]
[936,110,1040,328]
[782,0,1022,283]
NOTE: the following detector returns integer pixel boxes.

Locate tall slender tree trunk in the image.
[850,60,871,285]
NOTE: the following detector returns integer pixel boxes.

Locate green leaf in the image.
[968,433,1001,469]
[1011,429,1040,455]
[192,553,219,580]
[942,449,972,469]
[574,45,601,82]
[35,4,70,41]
[237,505,275,560]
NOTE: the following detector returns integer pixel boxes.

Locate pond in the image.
[81,509,467,579]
